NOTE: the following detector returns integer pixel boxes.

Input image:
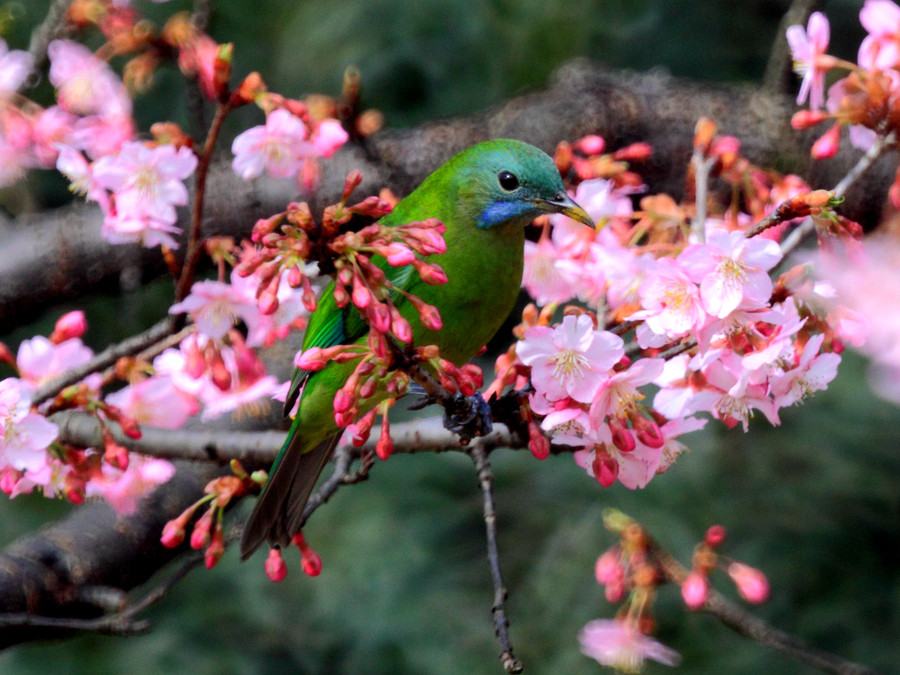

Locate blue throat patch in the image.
[477,199,532,230]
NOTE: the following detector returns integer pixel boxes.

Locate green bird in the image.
[240,138,593,559]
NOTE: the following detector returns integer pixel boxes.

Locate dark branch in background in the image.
[52,410,287,465]
[0,463,223,648]
[762,0,818,97]
[4,61,898,333]
[21,0,74,90]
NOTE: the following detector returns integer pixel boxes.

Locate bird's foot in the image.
[443,393,493,445]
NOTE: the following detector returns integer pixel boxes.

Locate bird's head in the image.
[450,139,594,231]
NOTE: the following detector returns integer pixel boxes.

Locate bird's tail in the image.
[239,429,340,560]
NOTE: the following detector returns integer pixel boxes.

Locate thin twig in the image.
[469,443,523,675]
[779,132,894,257]
[651,543,883,675]
[21,0,74,91]
[32,319,183,406]
[691,154,715,241]
[174,100,237,307]
[298,444,355,528]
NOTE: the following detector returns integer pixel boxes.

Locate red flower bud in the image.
[265,548,288,582]
[592,447,618,487]
[705,525,726,547]
[791,109,829,130]
[577,134,605,155]
[527,419,550,459]
[609,418,636,453]
[50,311,87,343]
[190,509,213,550]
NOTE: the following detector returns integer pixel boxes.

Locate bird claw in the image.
[443,393,493,444]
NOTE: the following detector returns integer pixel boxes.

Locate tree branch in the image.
[4,62,896,331]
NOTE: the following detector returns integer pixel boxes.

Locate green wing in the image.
[284,261,415,414]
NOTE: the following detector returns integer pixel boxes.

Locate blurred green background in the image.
[2,0,898,673]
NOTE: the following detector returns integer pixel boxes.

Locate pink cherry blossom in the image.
[770,334,841,408]
[105,376,199,429]
[69,113,135,160]
[31,106,77,167]
[786,11,832,109]
[0,39,34,95]
[589,357,664,423]
[169,279,258,340]
[47,40,132,118]
[1,379,59,473]
[311,119,349,158]
[16,335,93,386]
[858,0,900,70]
[56,145,108,207]
[522,237,575,306]
[679,228,782,318]
[574,439,663,489]
[632,257,706,346]
[231,109,313,180]
[94,141,197,225]
[85,455,176,515]
[578,619,681,670]
[518,314,624,403]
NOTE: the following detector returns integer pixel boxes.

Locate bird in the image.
[240,138,594,559]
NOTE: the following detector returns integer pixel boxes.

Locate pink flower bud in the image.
[50,311,87,343]
[301,550,322,576]
[0,469,20,495]
[594,550,624,585]
[527,419,550,459]
[391,311,413,344]
[681,571,709,610]
[727,562,770,604]
[265,548,288,582]
[349,409,377,446]
[160,519,186,548]
[791,109,829,130]
[592,447,618,487]
[294,347,326,371]
[333,387,355,414]
[417,303,443,331]
[342,170,362,202]
[810,123,841,160]
[705,525,726,547]
[384,244,416,266]
[292,533,322,576]
[413,259,448,285]
[632,414,664,448]
[612,142,652,162]
[376,416,393,460]
[204,525,226,569]
[609,418,636,453]
[190,509,213,550]
[103,442,130,471]
[577,134,605,155]
[0,342,14,365]
[368,302,392,334]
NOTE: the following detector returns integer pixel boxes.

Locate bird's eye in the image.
[498,170,519,191]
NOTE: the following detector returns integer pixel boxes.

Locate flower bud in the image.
[592,447,618,487]
[704,525,726,547]
[727,562,770,604]
[609,418,636,453]
[190,509,213,550]
[50,311,87,343]
[204,525,226,569]
[265,548,288,582]
[527,419,550,459]
[681,570,709,610]
[577,134,606,155]
[810,123,841,160]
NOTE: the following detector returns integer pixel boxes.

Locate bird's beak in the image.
[536,193,595,229]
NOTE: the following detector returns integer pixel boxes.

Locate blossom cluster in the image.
[0,312,175,513]
[505,124,847,491]
[787,2,900,176]
[579,510,768,670]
